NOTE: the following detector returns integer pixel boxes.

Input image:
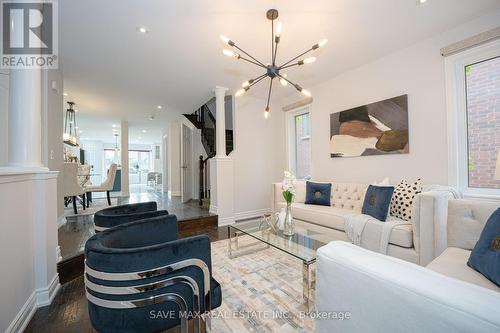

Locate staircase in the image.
[183,104,234,156]
[184,102,234,206]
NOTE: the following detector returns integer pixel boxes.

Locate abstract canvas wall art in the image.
[330,95,409,158]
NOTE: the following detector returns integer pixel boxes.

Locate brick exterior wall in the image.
[295,113,311,179]
[466,56,500,189]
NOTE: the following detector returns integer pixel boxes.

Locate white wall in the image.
[42,69,65,219]
[168,121,181,196]
[0,171,59,333]
[231,96,286,216]
[0,71,8,166]
[278,10,500,186]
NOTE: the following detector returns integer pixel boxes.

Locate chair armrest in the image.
[94,209,169,229]
[316,241,500,333]
[272,182,284,213]
[412,191,453,265]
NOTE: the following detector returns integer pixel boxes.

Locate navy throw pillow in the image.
[305,181,332,206]
[362,185,395,221]
[467,208,500,287]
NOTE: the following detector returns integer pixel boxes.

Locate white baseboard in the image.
[235,208,271,221]
[5,292,36,333]
[218,216,235,226]
[36,274,60,307]
[6,274,60,332]
[209,204,218,215]
[57,215,66,228]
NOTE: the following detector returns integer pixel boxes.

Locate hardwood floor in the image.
[26,224,229,333]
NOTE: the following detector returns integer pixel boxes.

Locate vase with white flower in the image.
[282,170,296,236]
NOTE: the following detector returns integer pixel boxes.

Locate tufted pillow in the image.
[362,185,395,221]
[467,208,500,287]
[305,181,332,206]
[390,179,423,221]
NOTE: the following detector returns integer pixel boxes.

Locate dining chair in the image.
[62,162,86,214]
[86,163,117,207]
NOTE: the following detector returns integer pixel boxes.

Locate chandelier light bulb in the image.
[220,35,230,44]
[242,79,253,88]
[304,57,316,64]
[301,89,312,97]
[235,88,246,97]
[276,22,283,38]
[279,74,288,86]
[264,107,270,119]
[222,49,238,58]
[318,39,328,48]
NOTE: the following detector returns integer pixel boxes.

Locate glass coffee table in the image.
[227,217,333,311]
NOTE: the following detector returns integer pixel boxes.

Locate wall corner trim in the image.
[282,97,313,112]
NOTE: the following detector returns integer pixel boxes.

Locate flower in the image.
[282,170,296,204]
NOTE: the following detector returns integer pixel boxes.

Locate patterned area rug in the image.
[64,197,118,218]
[210,236,315,333]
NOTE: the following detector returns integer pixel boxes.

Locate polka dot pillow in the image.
[390,179,423,221]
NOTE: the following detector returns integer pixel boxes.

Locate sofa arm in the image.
[412,191,453,266]
[316,241,500,333]
[271,182,284,213]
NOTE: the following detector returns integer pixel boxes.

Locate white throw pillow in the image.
[390,179,423,221]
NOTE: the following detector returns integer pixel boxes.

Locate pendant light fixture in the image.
[221,9,327,118]
[63,101,79,146]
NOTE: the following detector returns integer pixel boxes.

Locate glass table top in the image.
[229,217,334,264]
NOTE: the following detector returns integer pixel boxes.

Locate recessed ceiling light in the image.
[63,93,68,96]
[142,130,147,133]
[157,105,162,109]
[112,124,117,128]
[75,126,79,129]
[137,26,148,34]
[417,0,428,5]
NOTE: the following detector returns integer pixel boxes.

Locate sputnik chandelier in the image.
[220,8,327,118]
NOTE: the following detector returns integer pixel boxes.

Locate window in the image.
[446,40,500,198]
[287,107,311,179]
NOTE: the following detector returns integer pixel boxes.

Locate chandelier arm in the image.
[276,73,300,89]
[271,20,275,65]
[266,77,275,110]
[238,56,267,69]
[278,48,314,68]
[273,38,279,66]
[233,45,267,68]
[279,62,300,70]
[248,74,268,89]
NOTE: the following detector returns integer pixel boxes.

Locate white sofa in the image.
[315,199,500,333]
[272,181,454,265]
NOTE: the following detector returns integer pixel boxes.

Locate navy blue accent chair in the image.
[94,201,168,232]
[85,214,222,333]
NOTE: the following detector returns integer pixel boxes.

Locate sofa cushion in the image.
[427,247,500,292]
[305,181,332,206]
[390,179,423,221]
[290,203,414,248]
[291,203,348,231]
[362,185,394,221]
[467,208,500,287]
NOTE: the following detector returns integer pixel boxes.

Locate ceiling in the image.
[59,0,500,144]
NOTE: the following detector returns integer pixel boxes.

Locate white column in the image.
[210,86,234,225]
[8,69,44,168]
[215,86,228,157]
[120,121,130,197]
